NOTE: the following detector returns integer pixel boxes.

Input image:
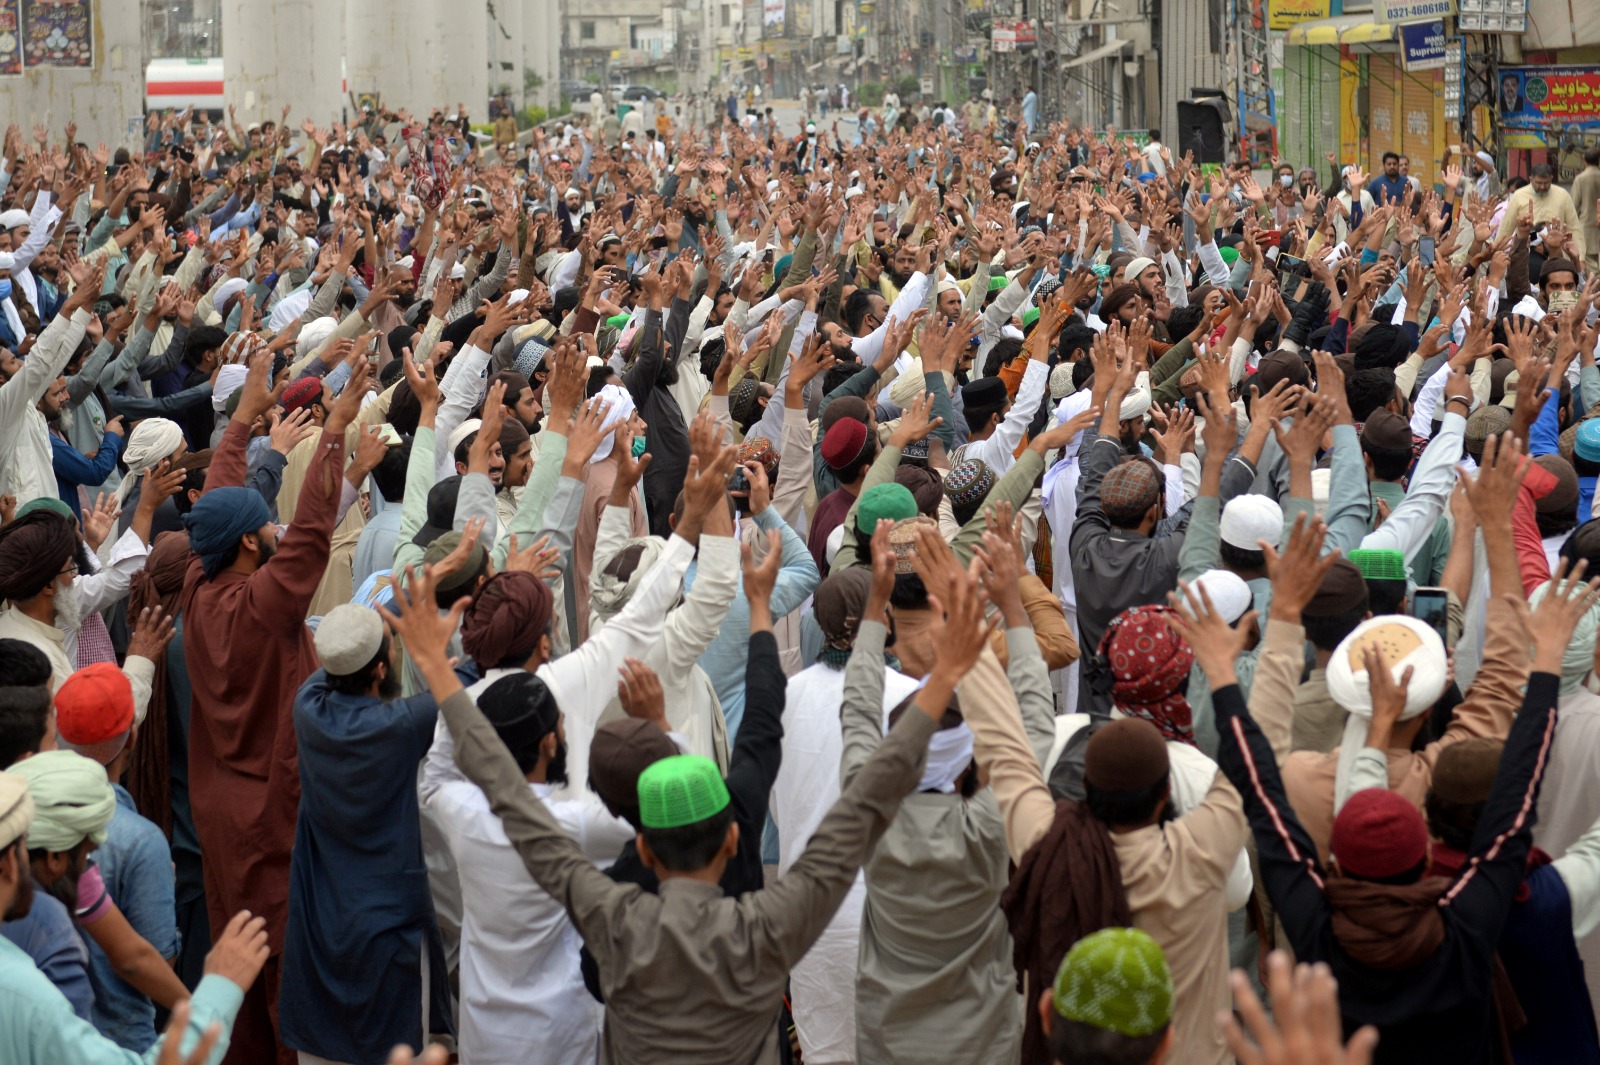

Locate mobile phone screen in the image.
[1412,588,1449,644]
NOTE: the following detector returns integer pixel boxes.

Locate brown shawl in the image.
[1000,799,1131,1064]
[124,531,192,838]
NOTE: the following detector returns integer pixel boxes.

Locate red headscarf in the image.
[1097,604,1196,746]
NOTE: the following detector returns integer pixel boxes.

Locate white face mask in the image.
[53,577,84,632]
[1280,174,1294,187]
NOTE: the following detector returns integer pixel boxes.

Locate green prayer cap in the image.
[1053,928,1174,1038]
[988,275,1008,292]
[606,314,631,330]
[1021,307,1041,330]
[16,497,75,523]
[1218,245,1240,264]
[1347,548,1408,582]
[637,754,730,829]
[857,483,918,533]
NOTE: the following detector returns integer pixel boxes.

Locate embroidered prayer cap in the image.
[637,755,730,829]
[1099,459,1162,527]
[1052,927,1174,1038]
[1347,548,1408,582]
[737,436,780,482]
[944,458,997,511]
[887,516,937,575]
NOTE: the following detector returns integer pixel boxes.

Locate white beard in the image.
[53,579,85,633]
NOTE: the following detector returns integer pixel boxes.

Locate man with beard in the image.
[624,266,690,538]
[178,350,356,1065]
[0,767,273,1064]
[279,604,453,1064]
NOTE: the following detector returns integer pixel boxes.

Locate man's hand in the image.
[864,519,896,620]
[890,392,943,447]
[974,502,1028,627]
[79,492,120,552]
[1149,405,1194,466]
[617,657,670,732]
[127,605,178,662]
[786,335,836,407]
[267,407,318,455]
[1526,558,1600,675]
[202,910,270,993]
[466,381,508,474]
[324,358,371,435]
[1361,641,1413,752]
[912,523,995,692]
[1459,432,1529,531]
[1167,578,1258,689]
[233,347,283,426]
[347,425,388,485]
[1263,513,1338,623]
[742,528,783,628]
[739,460,772,516]
[1219,951,1378,1065]
[503,533,562,582]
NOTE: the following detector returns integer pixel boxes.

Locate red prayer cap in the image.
[55,664,135,765]
[280,377,323,415]
[820,418,869,471]
[1330,788,1429,880]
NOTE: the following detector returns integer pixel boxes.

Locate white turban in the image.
[267,288,312,331]
[117,418,185,503]
[213,277,248,313]
[296,315,338,360]
[1118,371,1152,422]
[0,208,29,230]
[212,365,251,412]
[590,383,637,463]
[1327,616,1448,813]
[1529,579,1600,693]
[888,358,927,409]
[446,418,483,459]
[914,720,975,794]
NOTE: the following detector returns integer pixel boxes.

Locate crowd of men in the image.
[1,84,1600,1065]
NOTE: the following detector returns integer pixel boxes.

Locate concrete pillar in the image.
[436,0,490,122]
[347,0,437,118]
[222,0,346,126]
[496,0,525,110]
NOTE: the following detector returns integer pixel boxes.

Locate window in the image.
[721,4,731,26]
[580,20,596,39]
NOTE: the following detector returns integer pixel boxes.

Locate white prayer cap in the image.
[1219,495,1283,552]
[446,418,482,457]
[1186,569,1252,624]
[295,315,338,359]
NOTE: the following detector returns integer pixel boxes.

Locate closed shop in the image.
[1278,44,1342,169]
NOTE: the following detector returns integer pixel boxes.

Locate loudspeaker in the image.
[1177,97,1230,164]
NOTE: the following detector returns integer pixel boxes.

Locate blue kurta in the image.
[278,672,453,1064]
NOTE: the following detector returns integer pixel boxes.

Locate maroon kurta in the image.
[181,419,341,1065]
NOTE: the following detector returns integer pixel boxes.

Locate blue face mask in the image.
[631,436,648,459]
[0,279,13,301]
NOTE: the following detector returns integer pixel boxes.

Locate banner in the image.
[1399,21,1446,70]
[1268,0,1330,31]
[1377,0,1454,20]
[20,0,91,68]
[0,0,22,76]
[1499,66,1600,148]
[762,0,784,34]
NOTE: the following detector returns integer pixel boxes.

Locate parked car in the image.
[561,80,598,101]
[614,83,666,102]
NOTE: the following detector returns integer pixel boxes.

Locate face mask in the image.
[1547,290,1580,312]
[0,279,12,301]
[1280,175,1293,187]
[631,435,648,458]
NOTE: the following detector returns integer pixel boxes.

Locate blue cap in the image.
[1576,419,1600,463]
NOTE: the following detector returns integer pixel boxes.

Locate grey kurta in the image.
[435,678,937,1065]
[843,621,1056,1065]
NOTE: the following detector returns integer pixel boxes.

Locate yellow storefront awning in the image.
[1285,15,1397,44]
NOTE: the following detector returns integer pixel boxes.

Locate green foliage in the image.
[894,74,920,98]
[856,81,884,107]
[524,67,545,95]
[523,105,548,127]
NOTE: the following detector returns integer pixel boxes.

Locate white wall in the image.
[222,0,345,125]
